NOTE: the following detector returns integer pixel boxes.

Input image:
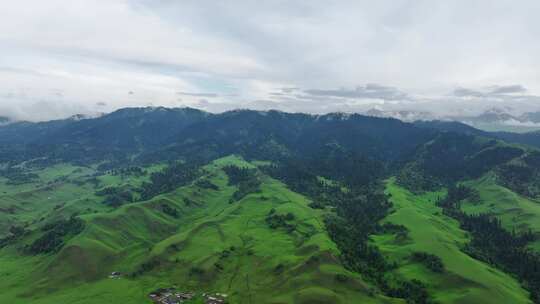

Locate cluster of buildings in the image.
[203,293,228,304]
[148,288,227,304]
[148,289,195,304]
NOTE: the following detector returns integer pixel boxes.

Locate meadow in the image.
[0,156,392,304]
[373,179,530,303]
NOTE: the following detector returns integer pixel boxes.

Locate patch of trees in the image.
[189,266,205,277]
[397,162,441,193]
[306,143,386,187]
[265,208,296,233]
[95,186,135,207]
[230,178,261,202]
[27,217,85,254]
[439,185,540,303]
[384,279,430,304]
[160,203,179,218]
[0,167,39,185]
[381,223,408,234]
[121,166,145,176]
[222,165,261,202]
[437,184,479,211]
[497,153,540,198]
[323,193,393,277]
[0,226,28,249]
[411,252,444,273]
[497,163,536,197]
[381,223,409,242]
[106,166,147,177]
[261,161,345,208]
[140,162,201,200]
[265,160,433,303]
[398,133,524,192]
[131,258,161,277]
[183,197,198,207]
[214,247,235,272]
[195,178,219,190]
[223,165,255,185]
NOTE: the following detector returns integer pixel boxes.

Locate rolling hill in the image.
[2,107,540,303]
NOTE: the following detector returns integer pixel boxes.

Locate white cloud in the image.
[2,0,540,120]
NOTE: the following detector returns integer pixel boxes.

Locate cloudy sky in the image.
[2,0,540,121]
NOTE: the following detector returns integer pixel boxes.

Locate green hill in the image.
[461,174,540,252]
[0,156,393,304]
[374,180,530,303]
[2,108,540,303]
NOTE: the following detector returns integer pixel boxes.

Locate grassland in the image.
[3,156,536,303]
[0,163,164,239]
[0,156,393,304]
[462,173,540,252]
[373,179,531,303]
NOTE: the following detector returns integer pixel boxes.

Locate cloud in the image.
[489,85,527,95]
[279,87,300,93]
[2,1,540,120]
[0,99,94,122]
[452,84,528,98]
[452,87,484,97]
[177,91,219,98]
[304,84,408,101]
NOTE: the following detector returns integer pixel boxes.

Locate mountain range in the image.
[364,107,540,133]
[1,107,540,303]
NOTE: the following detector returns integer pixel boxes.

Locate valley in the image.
[1,108,540,303]
[5,1,540,303]
[0,156,389,304]
[376,180,529,303]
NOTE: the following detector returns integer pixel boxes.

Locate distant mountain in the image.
[0,116,13,126]
[0,107,210,164]
[0,107,442,167]
[464,107,516,123]
[364,107,540,133]
[364,108,438,122]
[2,106,540,303]
[519,111,540,123]
[0,107,208,146]
[414,119,540,150]
[413,120,487,136]
[5,106,540,167]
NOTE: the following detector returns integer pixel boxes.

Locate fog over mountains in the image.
[3,104,540,134]
[364,107,540,132]
[3,1,540,122]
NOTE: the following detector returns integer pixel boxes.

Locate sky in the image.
[2,0,540,121]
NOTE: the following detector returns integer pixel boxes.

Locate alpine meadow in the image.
[4,1,540,303]
[0,108,539,303]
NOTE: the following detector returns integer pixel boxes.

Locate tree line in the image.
[438,184,540,303]
[222,165,261,202]
[263,159,434,303]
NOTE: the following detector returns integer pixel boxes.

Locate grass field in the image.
[0,163,164,239]
[3,157,535,303]
[0,156,394,304]
[373,179,531,304]
[462,173,540,252]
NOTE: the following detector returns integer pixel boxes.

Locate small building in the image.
[108,271,122,279]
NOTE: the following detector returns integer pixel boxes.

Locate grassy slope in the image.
[0,156,393,304]
[462,173,540,252]
[0,163,163,238]
[373,179,530,304]
[0,164,103,238]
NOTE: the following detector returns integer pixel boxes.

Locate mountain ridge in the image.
[1,106,540,303]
